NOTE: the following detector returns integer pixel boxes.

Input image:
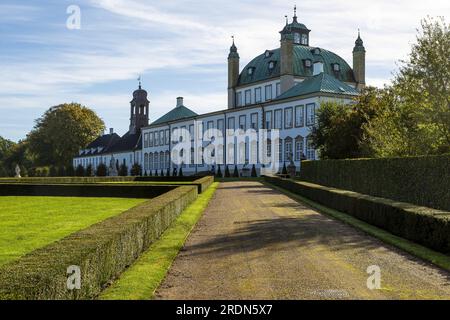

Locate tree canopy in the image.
[27,103,105,166]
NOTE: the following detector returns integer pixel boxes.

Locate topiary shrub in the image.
[251,164,257,177]
[216,165,223,178]
[130,163,142,176]
[86,164,94,177]
[166,168,170,177]
[75,165,85,177]
[96,163,107,177]
[173,168,177,177]
[179,167,183,177]
[233,165,239,177]
[160,169,164,177]
[118,164,128,176]
[281,163,287,175]
[224,165,230,178]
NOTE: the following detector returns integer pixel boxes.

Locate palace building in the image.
[73,9,365,176]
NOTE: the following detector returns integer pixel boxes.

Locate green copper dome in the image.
[237,45,356,86]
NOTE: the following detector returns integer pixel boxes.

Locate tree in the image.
[233,165,239,177]
[119,163,128,176]
[27,103,105,167]
[224,165,231,178]
[364,17,450,156]
[57,166,66,177]
[75,165,85,177]
[49,165,57,177]
[130,163,142,176]
[66,164,75,176]
[96,163,107,176]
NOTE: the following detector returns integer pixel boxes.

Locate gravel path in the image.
[155,181,450,300]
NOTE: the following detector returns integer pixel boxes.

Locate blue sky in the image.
[0,0,448,142]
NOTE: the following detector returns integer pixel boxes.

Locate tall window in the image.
[206,121,214,139]
[239,115,246,130]
[180,126,186,142]
[165,129,170,145]
[278,139,283,163]
[295,105,304,127]
[266,139,272,157]
[255,87,262,103]
[250,113,258,130]
[149,152,153,170]
[295,136,304,161]
[144,133,148,148]
[306,137,315,160]
[155,131,159,146]
[294,32,300,44]
[245,89,251,105]
[306,103,316,126]
[159,130,164,145]
[265,111,272,129]
[274,109,282,129]
[301,34,308,45]
[160,152,165,169]
[284,107,293,129]
[217,119,224,137]
[165,151,170,168]
[228,117,235,135]
[285,138,293,161]
[265,85,272,101]
[276,83,281,97]
[144,153,149,170]
[236,92,242,107]
[189,124,194,141]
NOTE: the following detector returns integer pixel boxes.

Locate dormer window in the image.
[304,59,312,68]
[312,48,321,55]
[333,63,340,72]
[264,50,273,58]
[247,67,255,75]
[268,61,276,70]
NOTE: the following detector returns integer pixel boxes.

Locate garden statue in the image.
[14,164,21,178]
[109,155,118,176]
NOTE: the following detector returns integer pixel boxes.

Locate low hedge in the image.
[264,176,450,254]
[298,155,450,211]
[0,185,198,300]
[0,184,175,198]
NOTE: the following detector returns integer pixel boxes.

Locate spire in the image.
[293,5,298,22]
[228,35,239,59]
[353,29,365,51]
[137,75,142,89]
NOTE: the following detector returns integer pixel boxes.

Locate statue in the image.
[109,155,118,176]
[287,152,296,178]
[14,164,21,178]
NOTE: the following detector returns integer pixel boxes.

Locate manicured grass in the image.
[0,196,147,267]
[99,182,219,300]
[265,181,450,273]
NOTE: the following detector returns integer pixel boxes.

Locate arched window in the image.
[144,153,149,171]
[306,136,315,160]
[160,152,165,169]
[165,151,170,168]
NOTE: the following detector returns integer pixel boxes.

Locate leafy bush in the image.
[86,164,93,177]
[299,155,450,211]
[66,165,75,177]
[57,166,66,177]
[130,163,142,176]
[49,166,57,177]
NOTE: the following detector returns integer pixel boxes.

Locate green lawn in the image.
[99,182,219,300]
[0,196,147,267]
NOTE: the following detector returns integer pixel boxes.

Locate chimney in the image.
[109,128,114,134]
[313,62,324,75]
[176,97,184,107]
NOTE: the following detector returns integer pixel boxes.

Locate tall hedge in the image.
[0,186,198,299]
[299,155,450,211]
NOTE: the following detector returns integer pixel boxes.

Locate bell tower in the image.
[228,36,240,109]
[129,77,149,134]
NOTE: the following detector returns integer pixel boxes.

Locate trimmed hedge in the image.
[0,186,198,300]
[264,176,450,254]
[299,155,450,211]
[0,184,174,199]
[0,176,214,194]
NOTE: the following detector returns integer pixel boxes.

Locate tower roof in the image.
[151,105,198,126]
[353,30,365,52]
[228,36,239,59]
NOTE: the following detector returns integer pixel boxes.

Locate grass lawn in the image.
[0,196,147,267]
[99,182,219,300]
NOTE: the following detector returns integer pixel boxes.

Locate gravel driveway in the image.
[155,181,450,300]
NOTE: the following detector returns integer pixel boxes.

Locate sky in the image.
[0,0,448,142]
